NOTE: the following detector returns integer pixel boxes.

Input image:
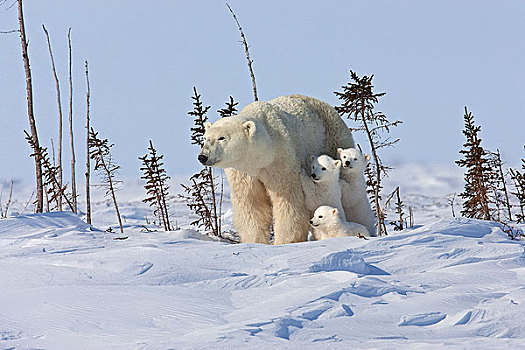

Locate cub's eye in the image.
[343,156,346,159]
[321,167,326,171]
[218,136,226,141]
[318,215,323,218]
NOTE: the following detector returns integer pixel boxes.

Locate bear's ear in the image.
[332,208,338,215]
[243,121,256,137]
[334,160,341,168]
[364,154,371,162]
[337,148,343,154]
[205,122,212,130]
[310,155,315,162]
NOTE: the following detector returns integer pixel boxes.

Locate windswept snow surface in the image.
[1,164,525,349]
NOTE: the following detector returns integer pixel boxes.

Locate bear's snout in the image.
[198,154,209,165]
[345,161,351,166]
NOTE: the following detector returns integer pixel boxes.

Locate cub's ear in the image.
[337,148,343,154]
[205,122,212,130]
[310,155,315,162]
[332,208,338,215]
[243,121,256,137]
[334,160,341,168]
[364,154,371,162]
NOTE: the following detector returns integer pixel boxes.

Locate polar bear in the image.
[198,95,355,244]
[310,206,369,240]
[337,147,377,236]
[301,155,345,218]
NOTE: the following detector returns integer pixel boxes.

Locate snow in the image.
[1,164,525,349]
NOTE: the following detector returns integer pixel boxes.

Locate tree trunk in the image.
[68,28,77,213]
[42,24,63,211]
[17,0,43,213]
[85,60,92,224]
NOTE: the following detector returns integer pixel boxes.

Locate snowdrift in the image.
[1,211,524,349]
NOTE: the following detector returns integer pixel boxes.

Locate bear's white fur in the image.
[337,147,377,237]
[310,205,369,240]
[199,95,355,244]
[301,154,345,218]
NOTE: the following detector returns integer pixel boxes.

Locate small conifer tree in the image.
[88,127,123,233]
[455,107,497,220]
[24,130,74,211]
[218,96,238,118]
[139,140,172,231]
[510,158,525,224]
[179,88,223,237]
[335,70,402,236]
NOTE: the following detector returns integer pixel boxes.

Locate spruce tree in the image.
[455,107,496,220]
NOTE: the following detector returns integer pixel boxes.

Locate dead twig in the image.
[226,3,258,101]
[42,24,64,211]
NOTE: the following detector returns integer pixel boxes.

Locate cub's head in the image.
[309,155,341,183]
[198,117,272,171]
[310,206,340,227]
[336,147,370,172]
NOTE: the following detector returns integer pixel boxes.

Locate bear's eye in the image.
[218,136,226,141]
[318,215,323,218]
[321,167,326,171]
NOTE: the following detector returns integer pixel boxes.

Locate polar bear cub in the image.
[337,147,377,237]
[301,155,345,218]
[310,206,369,240]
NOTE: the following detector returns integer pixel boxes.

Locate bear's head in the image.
[198,117,274,173]
[309,155,341,183]
[336,147,370,173]
[309,205,341,227]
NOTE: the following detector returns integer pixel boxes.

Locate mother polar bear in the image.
[198,94,355,244]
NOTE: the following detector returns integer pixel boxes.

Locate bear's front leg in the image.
[263,172,310,244]
[225,169,273,244]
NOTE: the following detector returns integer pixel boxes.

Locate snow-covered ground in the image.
[1,164,524,349]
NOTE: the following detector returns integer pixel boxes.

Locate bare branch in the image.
[226,3,258,101]
[85,60,92,224]
[68,27,77,213]
[42,23,64,211]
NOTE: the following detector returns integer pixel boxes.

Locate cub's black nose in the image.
[311,174,317,180]
[309,220,313,224]
[345,161,350,166]
[198,154,208,164]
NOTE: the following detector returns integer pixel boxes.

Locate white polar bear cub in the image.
[337,147,377,237]
[310,206,369,240]
[301,155,345,218]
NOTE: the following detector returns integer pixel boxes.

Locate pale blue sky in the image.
[1,1,524,185]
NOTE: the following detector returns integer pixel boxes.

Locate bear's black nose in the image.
[309,220,313,224]
[345,161,350,166]
[198,154,208,165]
[311,174,317,180]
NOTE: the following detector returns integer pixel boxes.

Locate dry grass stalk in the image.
[0,180,14,219]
